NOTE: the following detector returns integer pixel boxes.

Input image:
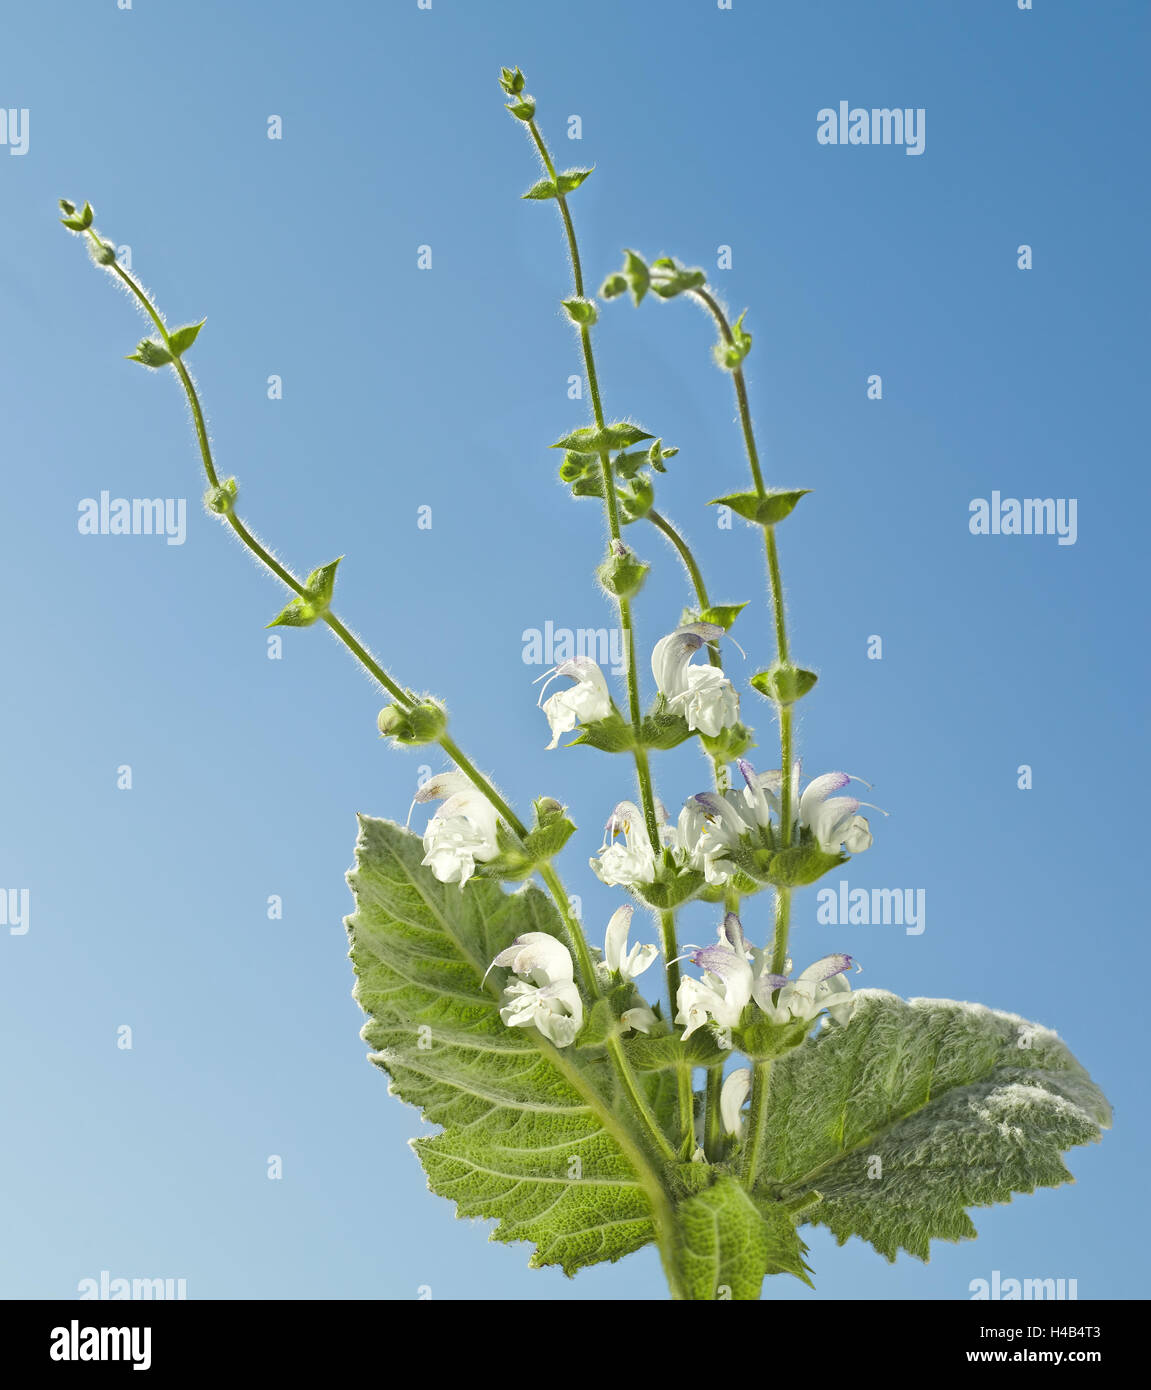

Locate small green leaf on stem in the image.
[561,296,598,326]
[550,422,653,453]
[709,489,811,526]
[506,95,536,121]
[751,664,819,705]
[267,557,342,628]
[522,177,558,200]
[556,167,594,195]
[167,319,206,357]
[715,310,753,369]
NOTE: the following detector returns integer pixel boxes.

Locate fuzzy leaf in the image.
[709,489,811,526]
[556,167,594,195]
[346,817,667,1275]
[550,423,653,453]
[522,177,557,200]
[756,991,1111,1262]
[677,1176,811,1300]
[167,319,206,356]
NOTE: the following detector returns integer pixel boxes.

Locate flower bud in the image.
[597,540,649,599]
[204,477,238,516]
[378,700,448,746]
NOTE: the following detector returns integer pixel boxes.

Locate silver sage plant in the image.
[58,67,1110,1302]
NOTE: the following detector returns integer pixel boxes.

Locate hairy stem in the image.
[523,114,676,989]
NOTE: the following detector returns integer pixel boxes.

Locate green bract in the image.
[267,558,341,628]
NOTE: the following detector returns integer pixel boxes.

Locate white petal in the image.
[603,905,634,974]
[720,1067,752,1137]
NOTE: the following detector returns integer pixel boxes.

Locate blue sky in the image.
[0,0,1147,1300]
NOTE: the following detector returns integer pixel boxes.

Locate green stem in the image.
[741,1060,773,1189]
[523,115,672,976]
[647,508,722,671]
[81,230,617,997]
[704,1064,723,1161]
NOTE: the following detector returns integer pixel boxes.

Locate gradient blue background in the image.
[1,0,1146,1300]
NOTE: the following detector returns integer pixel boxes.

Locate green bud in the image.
[506,96,536,121]
[618,474,654,521]
[751,663,819,705]
[498,66,526,95]
[267,557,342,628]
[561,296,598,326]
[647,438,678,473]
[714,310,753,369]
[127,338,172,369]
[204,477,238,516]
[90,238,117,266]
[59,199,93,231]
[378,699,448,746]
[600,273,628,300]
[558,450,595,483]
[597,540,649,599]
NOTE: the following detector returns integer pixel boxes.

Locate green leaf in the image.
[522,177,557,200]
[568,711,635,752]
[556,167,594,195]
[267,557,342,628]
[709,489,811,526]
[751,664,818,705]
[126,339,172,369]
[346,816,665,1274]
[167,319,206,356]
[506,96,536,121]
[676,1176,811,1299]
[756,991,1112,1262]
[550,423,653,453]
[698,602,748,632]
[621,248,650,306]
[649,259,707,300]
[600,272,629,300]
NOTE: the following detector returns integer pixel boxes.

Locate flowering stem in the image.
[646,509,722,670]
[75,232,623,1004]
[522,113,678,988]
[689,289,797,853]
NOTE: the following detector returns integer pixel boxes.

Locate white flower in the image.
[621,1006,658,1035]
[674,914,753,1039]
[651,623,740,738]
[676,760,882,878]
[486,931,584,1047]
[602,905,658,981]
[536,657,612,750]
[753,760,881,854]
[412,772,501,887]
[720,1067,752,1138]
[752,953,857,1028]
[591,801,657,887]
